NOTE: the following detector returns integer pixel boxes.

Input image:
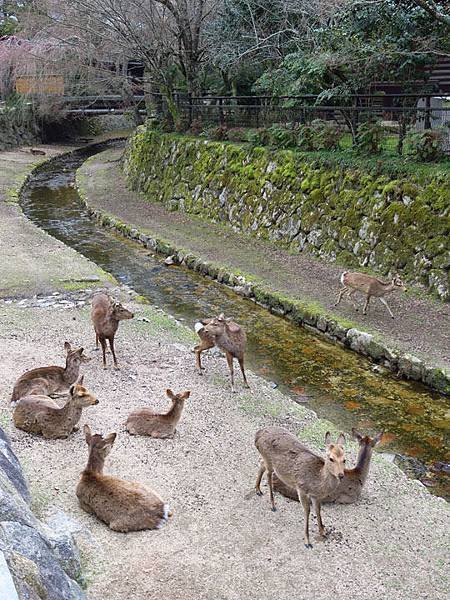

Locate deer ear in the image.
[218,313,225,320]
[351,428,363,442]
[69,384,75,396]
[77,347,84,355]
[166,389,176,400]
[372,431,384,446]
[104,432,117,446]
[83,424,92,443]
[336,433,346,446]
[324,431,332,446]
[77,375,84,385]
[64,341,72,353]
[181,390,191,399]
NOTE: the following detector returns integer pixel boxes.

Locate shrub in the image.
[355,119,384,154]
[187,118,203,135]
[226,127,247,142]
[207,125,229,141]
[266,124,297,148]
[296,124,315,151]
[310,119,342,150]
[406,129,446,162]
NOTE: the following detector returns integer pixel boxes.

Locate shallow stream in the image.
[20,143,449,499]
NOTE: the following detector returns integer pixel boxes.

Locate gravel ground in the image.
[0,297,448,600]
[78,148,450,371]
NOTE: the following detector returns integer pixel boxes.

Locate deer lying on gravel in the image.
[194,313,248,392]
[335,271,407,319]
[11,342,90,402]
[125,389,190,438]
[91,293,134,369]
[255,427,346,548]
[13,376,98,439]
[76,425,171,532]
[272,428,383,504]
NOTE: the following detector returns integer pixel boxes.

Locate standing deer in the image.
[13,376,98,439]
[194,313,248,393]
[335,271,407,319]
[91,293,134,369]
[76,425,170,532]
[125,389,191,438]
[11,342,90,402]
[272,428,383,504]
[255,427,346,548]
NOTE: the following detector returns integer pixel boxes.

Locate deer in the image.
[272,428,383,504]
[335,271,407,319]
[91,293,134,369]
[125,389,190,438]
[194,313,248,393]
[255,427,346,548]
[11,342,90,402]
[76,424,171,532]
[13,376,98,439]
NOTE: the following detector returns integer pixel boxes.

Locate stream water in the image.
[20,143,449,500]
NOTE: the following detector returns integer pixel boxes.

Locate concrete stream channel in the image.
[19,140,449,500]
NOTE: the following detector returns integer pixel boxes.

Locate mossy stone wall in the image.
[123,127,450,300]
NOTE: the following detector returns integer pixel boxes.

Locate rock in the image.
[346,328,373,355]
[397,354,424,381]
[0,429,29,503]
[164,256,175,266]
[0,550,19,600]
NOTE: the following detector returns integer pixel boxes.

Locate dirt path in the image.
[1,299,449,600]
[78,148,450,373]
[0,143,448,600]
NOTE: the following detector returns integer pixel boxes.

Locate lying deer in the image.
[91,293,134,369]
[335,271,407,319]
[255,427,345,548]
[13,376,98,439]
[76,425,171,532]
[125,389,190,438]
[11,342,90,402]
[272,428,383,504]
[194,313,248,392]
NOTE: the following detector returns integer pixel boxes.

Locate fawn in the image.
[272,428,383,504]
[125,389,191,438]
[76,425,171,532]
[194,313,248,392]
[11,342,90,402]
[255,427,346,548]
[13,376,98,439]
[91,293,134,369]
[335,271,407,319]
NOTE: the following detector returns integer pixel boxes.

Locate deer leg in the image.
[267,470,276,512]
[109,337,119,369]
[238,356,249,389]
[255,463,266,496]
[348,289,359,310]
[226,351,236,393]
[313,498,326,538]
[99,338,107,369]
[334,286,348,306]
[194,339,214,375]
[299,490,312,548]
[379,297,394,319]
[94,333,99,351]
[362,294,371,315]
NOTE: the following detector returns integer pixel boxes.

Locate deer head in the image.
[111,302,134,321]
[324,432,346,480]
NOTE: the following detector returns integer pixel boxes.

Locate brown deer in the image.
[11,342,90,402]
[255,427,346,548]
[335,271,407,319]
[194,313,248,392]
[125,389,190,438]
[272,428,383,504]
[13,376,98,439]
[91,293,134,369]
[76,425,171,532]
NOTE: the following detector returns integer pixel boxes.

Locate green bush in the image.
[207,125,229,141]
[355,119,384,154]
[296,123,315,151]
[310,119,342,150]
[266,124,297,148]
[187,118,203,135]
[406,129,446,162]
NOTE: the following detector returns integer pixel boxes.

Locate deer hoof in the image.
[256,490,263,497]
[304,543,313,549]
[271,506,277,512]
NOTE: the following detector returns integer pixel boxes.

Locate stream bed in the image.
[20,143,449,499]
